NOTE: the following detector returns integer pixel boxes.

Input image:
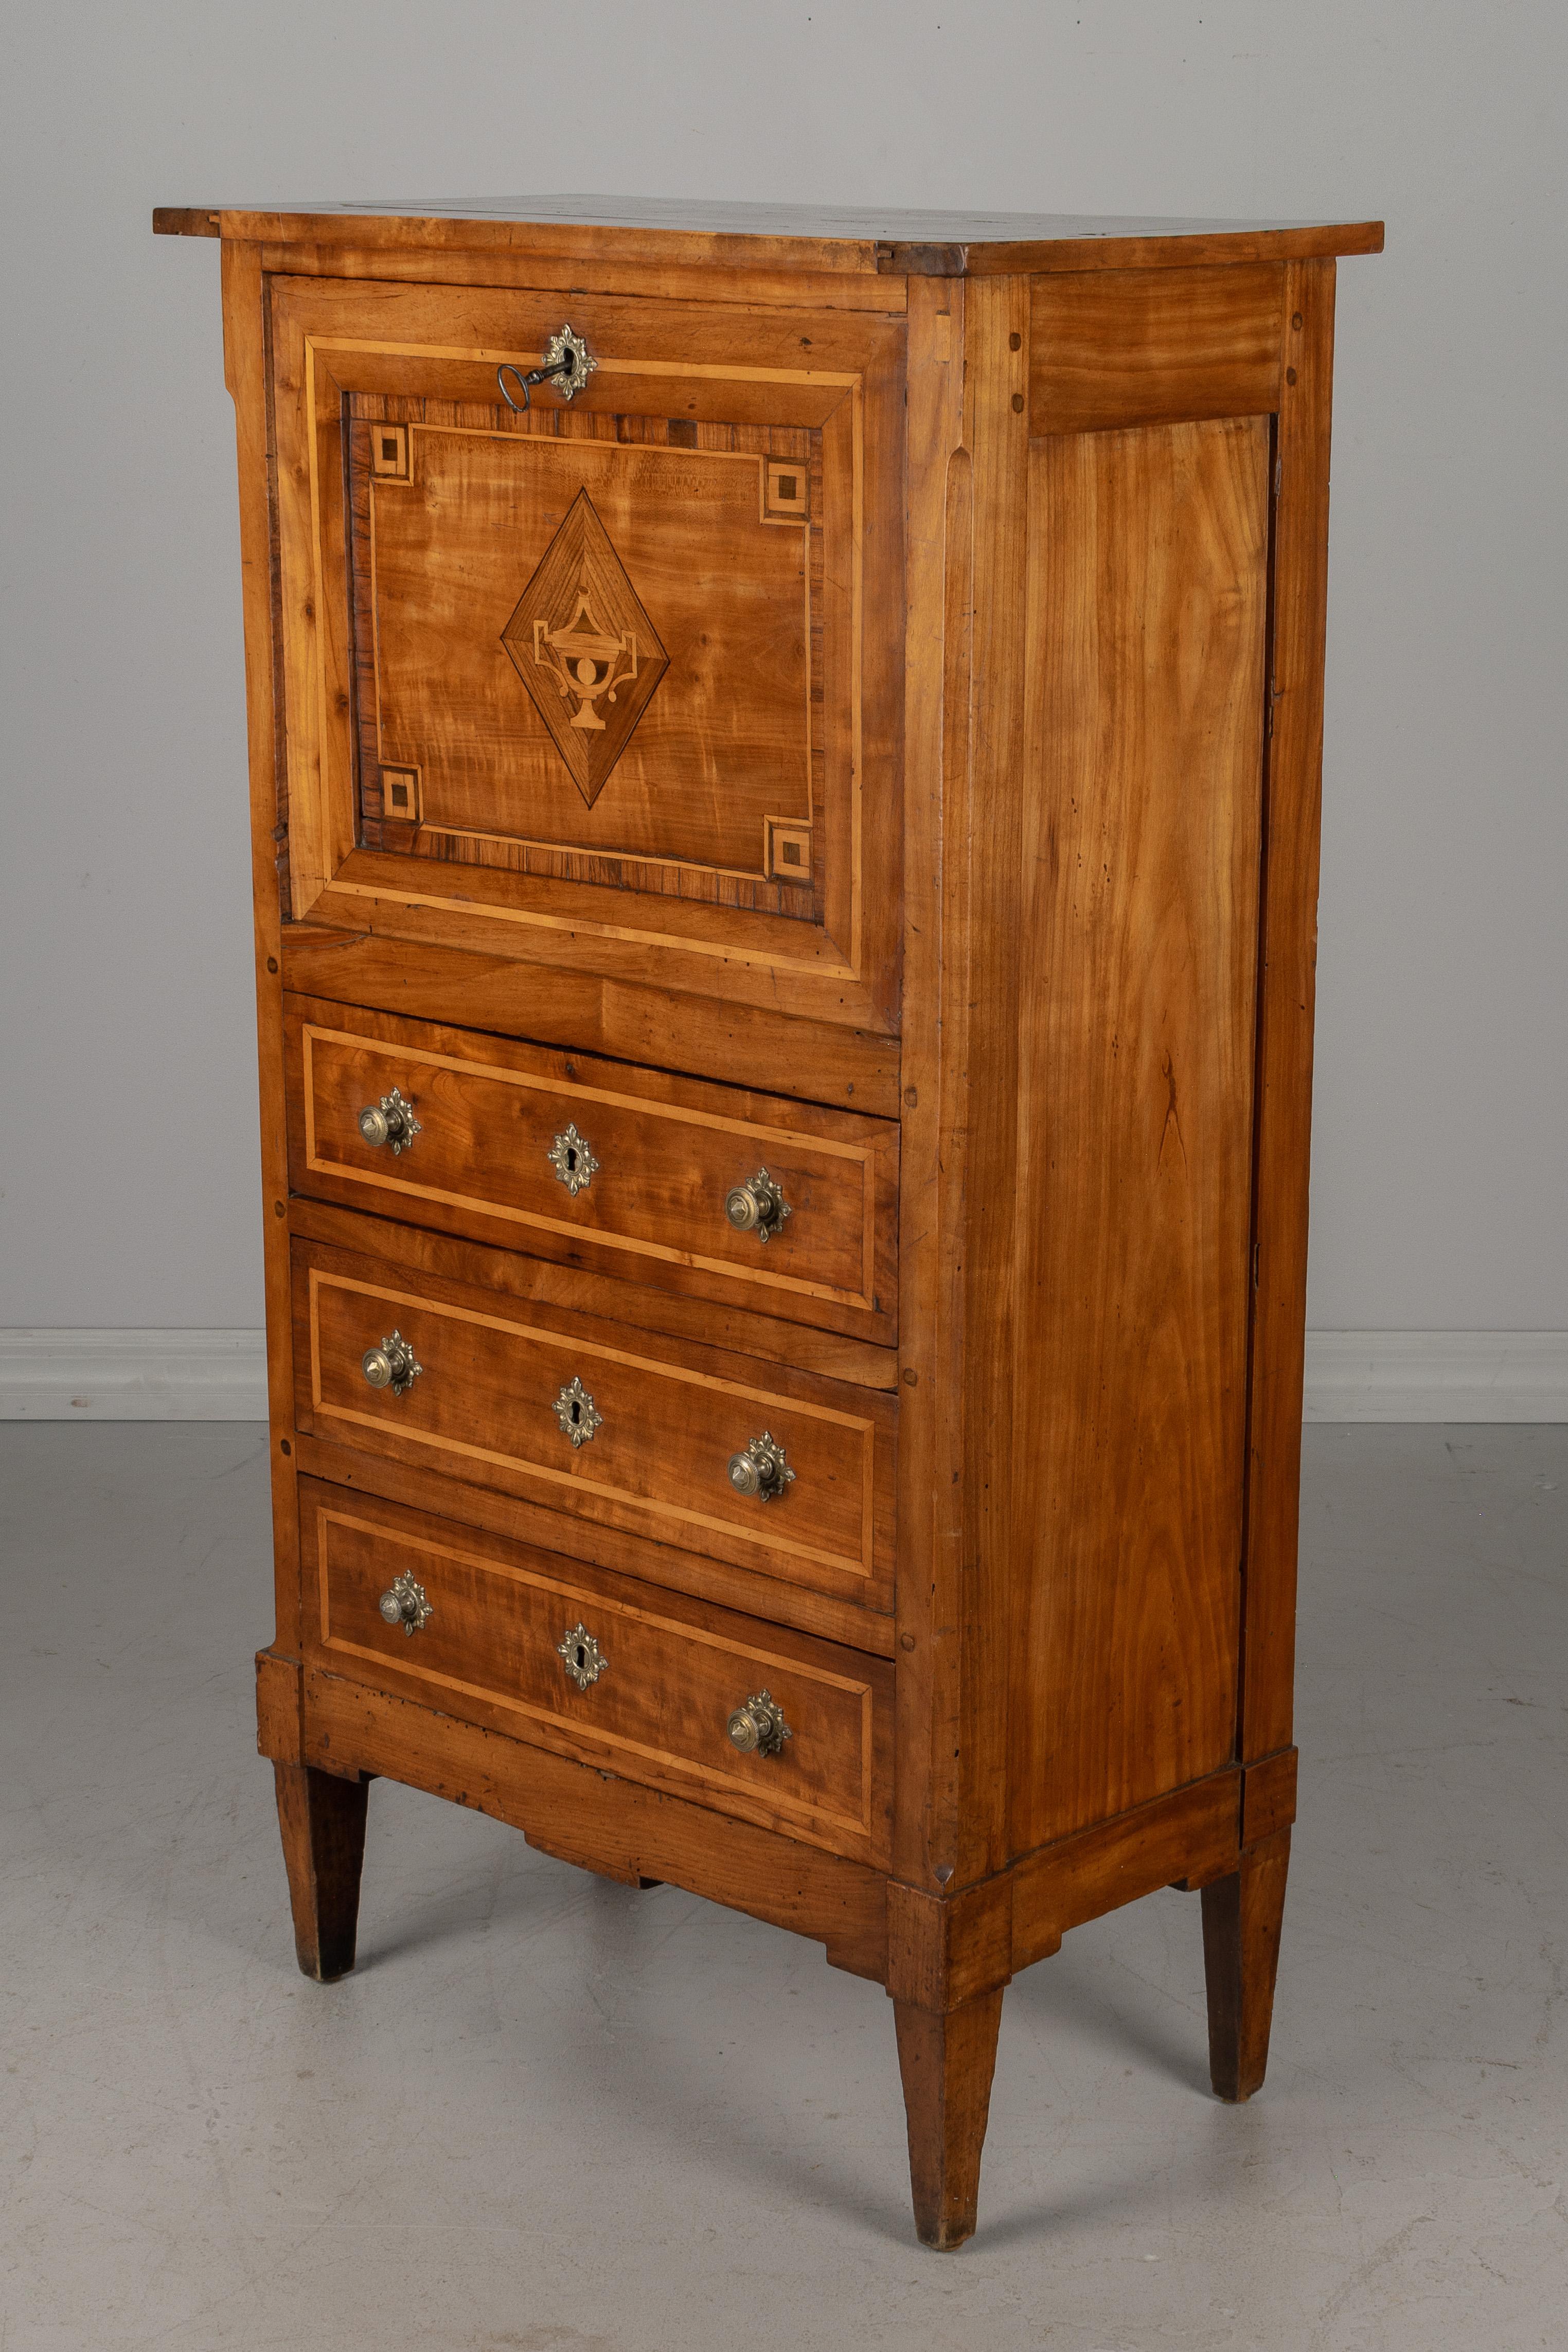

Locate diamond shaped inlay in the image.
[501,489,668,807]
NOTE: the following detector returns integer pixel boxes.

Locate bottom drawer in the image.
[299,1478,893,1867]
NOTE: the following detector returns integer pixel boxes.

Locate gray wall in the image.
[3,2,1563,1332]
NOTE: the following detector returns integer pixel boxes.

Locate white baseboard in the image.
[2,1328,1565,1424]
[0,1330,268,1420]
[1302,1331,1568,1422]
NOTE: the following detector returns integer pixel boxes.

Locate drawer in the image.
[286,995,898,1344]
[293,1240,896,1614]
[300,1479,893,1867]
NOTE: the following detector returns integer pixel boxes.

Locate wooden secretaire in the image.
[158,197,1381,2249]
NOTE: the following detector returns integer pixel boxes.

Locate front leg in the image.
[1201,1826,1291,2101]
[273,1761,369,1983]
[893,1988,1005,2251]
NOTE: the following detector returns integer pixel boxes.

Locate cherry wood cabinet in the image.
[159,195,1380,2249]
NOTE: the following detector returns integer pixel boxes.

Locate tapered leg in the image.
[893,1989,1005,2250]
[1201,1826,1291,2101]
[273,1761,369,1983]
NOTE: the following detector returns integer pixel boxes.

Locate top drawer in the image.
[285,996,898,1344]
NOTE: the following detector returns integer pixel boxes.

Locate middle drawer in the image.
[293,1239,896,1616]
[285,995,899,1344]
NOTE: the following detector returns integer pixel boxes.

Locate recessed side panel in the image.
[1008,415,1272,1852]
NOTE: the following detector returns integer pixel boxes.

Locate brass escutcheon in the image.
[547,1121,599,1197]
[553,1376,602,1447]
[558,1622,607,1690]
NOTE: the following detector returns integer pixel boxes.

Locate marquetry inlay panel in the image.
[350,400,829,916]
[500,489,669,807]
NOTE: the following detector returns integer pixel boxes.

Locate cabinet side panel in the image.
[1008,415,1271,1852]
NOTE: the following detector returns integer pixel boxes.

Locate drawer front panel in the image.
[294,1245,895,1609]
[286,996,897,1342]
[301,1480,892,1865]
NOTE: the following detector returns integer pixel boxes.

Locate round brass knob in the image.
[378,1572,433,1636]
[361,1330,422,1397]
[726,1690,791,1758]
[727,1431,794,1502]
[357,1087,420,1154]
[723,1167,791,1242]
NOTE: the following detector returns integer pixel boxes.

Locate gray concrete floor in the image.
[2,1425,1565,2351]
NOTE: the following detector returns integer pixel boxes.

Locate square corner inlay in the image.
[765,815,812,882]
[370,423,411,482]
[380,765,421,822]
[501,489,669,808]
[763,457,810,523]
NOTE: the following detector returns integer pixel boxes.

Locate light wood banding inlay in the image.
[305,1484,891,1863]
[294,1247,895,1607]
[286,995,898,1343]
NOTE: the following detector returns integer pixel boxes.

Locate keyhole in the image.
[565,1146,577,1171]
[576,1644,587,1671]
[569,1401,581,1426]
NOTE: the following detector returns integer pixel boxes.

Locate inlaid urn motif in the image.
[501,488,669,806]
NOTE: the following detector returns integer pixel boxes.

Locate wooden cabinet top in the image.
[152,194,1383,278]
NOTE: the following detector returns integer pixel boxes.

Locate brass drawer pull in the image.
[362,1330,422,1396]
[357,1086,420,1154]
[724,1167,791,1242]
[553,1376,602,1447]
[727,1431,794,1502]
[378,1572,433,1637]
[557,1622,607,1689]
[727,1690,791,1758]
[547,1120,599,1196]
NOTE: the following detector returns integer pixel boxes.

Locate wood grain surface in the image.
[265,274,905,1031]
[183,212,1377,2252]
[1005,413,1271,1852]
[893,1990,1005,2251]
[272,1760,368,1982]
[293,1240,896,1608]
[1201,1826,1292,2100]
[279,925,902,1115]
[291,1430,895,1655]
[1239,262,1339,1770]
[156,197,1383,279]
[220,241,304,1660]
[284,993,898,1340]
[353,409,822,897]
[302,1478,892,1864]
[286,1195,898,1393]
[302,1663,890,1980]
[1030,263,1284,435]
